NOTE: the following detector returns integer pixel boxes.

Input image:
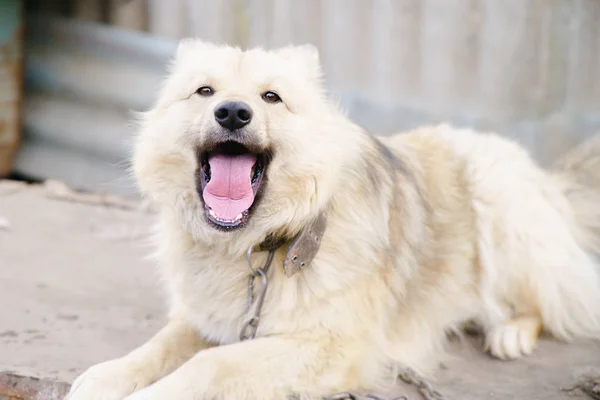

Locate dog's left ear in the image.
[274,44,322,81]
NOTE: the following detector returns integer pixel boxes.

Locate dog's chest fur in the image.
[161,223,397,347]
[168,253,251,344]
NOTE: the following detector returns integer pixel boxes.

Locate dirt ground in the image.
[1,179,599,400]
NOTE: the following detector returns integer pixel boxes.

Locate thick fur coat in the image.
[67,41,600,400]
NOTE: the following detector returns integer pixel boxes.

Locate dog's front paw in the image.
[122,387,163,400]
[122,380,180,400]
[122,389,152,400]
[67,359,150,400]
[484,316,542,360]
[122,369,206,400]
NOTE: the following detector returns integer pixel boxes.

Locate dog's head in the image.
[134,41,361,253]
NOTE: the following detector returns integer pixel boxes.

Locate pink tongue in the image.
[203,154,257,221]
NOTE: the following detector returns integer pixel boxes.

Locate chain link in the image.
[239,248,275,341]
[398,368,445,400]
[325,392,408,400]
[322,367,444,400]
[240,248,445,400]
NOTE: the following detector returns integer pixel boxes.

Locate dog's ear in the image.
[175,38,215,60]
[156,38,216,106]
[274,44,322,81]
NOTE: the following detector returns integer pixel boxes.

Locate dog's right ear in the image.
[175,38,214,60]
[175,38,195,59]
[156,39,214,106]
[273,44,322,81]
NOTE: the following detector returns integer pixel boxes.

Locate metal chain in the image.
[239,247,275,341]
[240,248,445,400]
[325,392,408,400]
[322,367,444,400]
[398,368,445,400]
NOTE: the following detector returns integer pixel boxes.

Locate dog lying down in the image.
[66,41,600,400]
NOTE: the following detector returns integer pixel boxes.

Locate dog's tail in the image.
[552,135,600,256]
[535,134,600,341]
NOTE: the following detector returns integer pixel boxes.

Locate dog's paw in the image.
[123,389,152,400]
[66,359,149,400]
[484,316,542,360]
[122,378,182,400]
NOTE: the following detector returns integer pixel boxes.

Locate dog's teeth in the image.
[208,209,244,224]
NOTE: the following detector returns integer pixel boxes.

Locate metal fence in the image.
[18,0,600,196]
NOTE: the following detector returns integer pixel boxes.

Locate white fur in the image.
[67,42,600,400]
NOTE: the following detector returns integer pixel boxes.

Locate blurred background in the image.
[2,0,600,198]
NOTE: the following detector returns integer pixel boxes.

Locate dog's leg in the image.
[124,335,384,400]
[67,318,211,400]
[484,315,542,360]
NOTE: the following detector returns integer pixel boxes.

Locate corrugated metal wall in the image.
[18,0,600,196]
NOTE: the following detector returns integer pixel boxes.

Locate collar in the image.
[256,211,327,277]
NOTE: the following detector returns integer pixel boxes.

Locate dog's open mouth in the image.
[199,141,268,230]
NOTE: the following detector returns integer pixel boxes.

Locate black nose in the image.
[214,101,253,131]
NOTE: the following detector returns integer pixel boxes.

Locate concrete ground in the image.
[1,179,599,400]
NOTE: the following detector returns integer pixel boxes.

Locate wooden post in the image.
[0,0,23,178]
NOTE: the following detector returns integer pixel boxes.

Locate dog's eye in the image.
[196,86,214,96]
[262,91,282,104]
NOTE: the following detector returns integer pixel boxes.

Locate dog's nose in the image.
[214,101,253,131]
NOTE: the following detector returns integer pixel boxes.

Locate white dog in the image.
[67,41,600,400]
